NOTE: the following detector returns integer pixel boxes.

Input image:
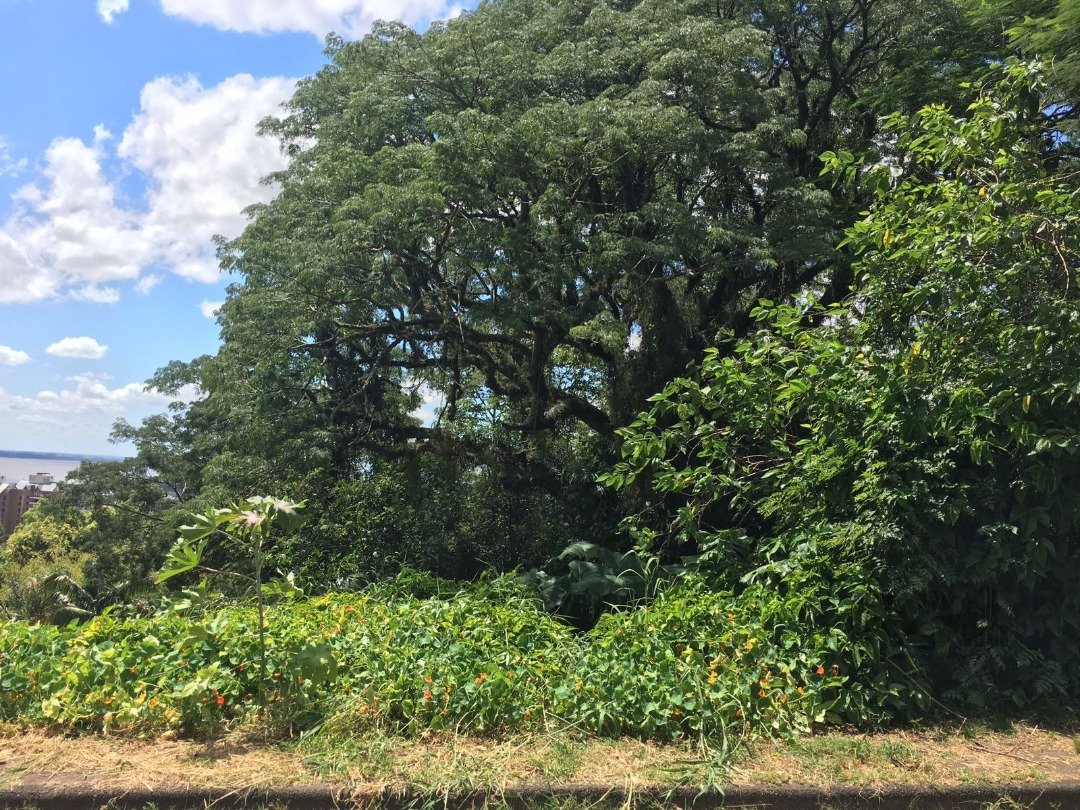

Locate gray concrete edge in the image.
[2,780,1080,809]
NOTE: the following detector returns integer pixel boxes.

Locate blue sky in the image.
[0,0,461,455]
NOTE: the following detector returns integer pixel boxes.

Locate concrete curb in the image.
[2,780,1080,808]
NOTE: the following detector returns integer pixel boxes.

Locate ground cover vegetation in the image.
[1,0,1078,757]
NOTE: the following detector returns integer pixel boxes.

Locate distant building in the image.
[0,473,58,541]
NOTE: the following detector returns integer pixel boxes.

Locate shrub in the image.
[0,575,860,739]
[601,63,1080,712]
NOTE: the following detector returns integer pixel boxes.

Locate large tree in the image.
[208,0,967,475]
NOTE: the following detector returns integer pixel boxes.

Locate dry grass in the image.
[1,720,1078,796]
[293,728,696,792]
[0,724,314,792]
[733,722,1080,788]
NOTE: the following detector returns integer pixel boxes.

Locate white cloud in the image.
[0,378,200,455]
[199,299,224,318]
[158,0,462,38]
[97,0,130,24]
[135,274,163,295]
[0,137,27,178]
[0,346,31,366]
[45,336,110,359]
[71,284,121,304]
[0,232,54,303]
[118,74,295,283]
[0,74,295,304]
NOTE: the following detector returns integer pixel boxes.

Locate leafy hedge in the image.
[602,63,1080,710]
[0,577,856,739]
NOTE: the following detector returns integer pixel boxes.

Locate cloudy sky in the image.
[0,0,461,455]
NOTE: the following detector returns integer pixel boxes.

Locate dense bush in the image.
[602,63,1080,710]
[0,575,855,739]
[268,458,593,586]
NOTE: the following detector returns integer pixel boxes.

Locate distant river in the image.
[0,456,86,484]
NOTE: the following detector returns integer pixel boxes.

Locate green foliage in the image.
[158,496,306,706]
[0,575,852,740]
[968,0,1080,106]
[102,0,969,586]
[0,508,94,622]
[42,453,199,603]
[527,541,685,625]
[603,62,1080,711]
[271,459,587,586]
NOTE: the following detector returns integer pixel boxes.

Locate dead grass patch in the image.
[1,720,1077,796]
[0,726,314,792]
[732,722,1080,788]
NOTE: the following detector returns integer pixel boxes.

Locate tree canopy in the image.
[206,0,967,473]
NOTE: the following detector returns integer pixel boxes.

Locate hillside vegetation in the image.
[2,0,1078,751]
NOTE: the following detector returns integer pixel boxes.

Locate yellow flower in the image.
[745,640,755,651]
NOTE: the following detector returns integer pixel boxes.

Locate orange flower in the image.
[474,677,483,685]
[815,665,825,676]
[758,689,766,698]
[216,696,225,706]
[423,690,433,701]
